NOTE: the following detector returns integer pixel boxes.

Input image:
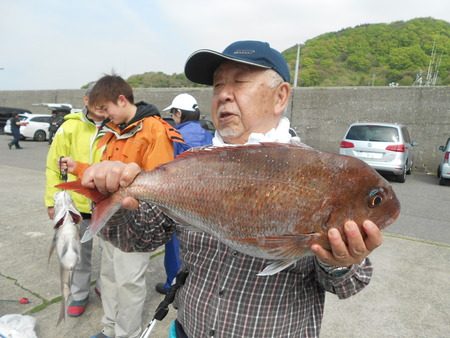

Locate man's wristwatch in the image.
[317,260,352,277]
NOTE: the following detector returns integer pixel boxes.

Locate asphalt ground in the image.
[0,134,449,338]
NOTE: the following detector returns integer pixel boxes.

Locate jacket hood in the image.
[121,101,160,129]
[63,111,84,122]
[64,109,102,127]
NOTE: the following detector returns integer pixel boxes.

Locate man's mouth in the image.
[219,111,236,119]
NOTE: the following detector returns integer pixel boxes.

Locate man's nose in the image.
[216,83,234,103]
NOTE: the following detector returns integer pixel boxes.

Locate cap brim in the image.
[162,104,172,112]
[184,49,270,85]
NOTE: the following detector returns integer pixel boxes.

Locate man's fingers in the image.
[122,197,139,210]
[104,164,123,193]
[362,220,383,251]
[344,221,368,258]
[328,228,350,260]
[120,163,141,188]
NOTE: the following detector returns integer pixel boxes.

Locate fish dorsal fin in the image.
[174,142,307,161]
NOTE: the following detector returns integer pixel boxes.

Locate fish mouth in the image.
[382,205,401,228]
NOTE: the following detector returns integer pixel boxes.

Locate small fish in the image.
[58,143,400,275]
[48,191,81,325]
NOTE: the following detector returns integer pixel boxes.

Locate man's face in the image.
[96,96,129,125]
[211,62,283,144]
[84,96,105,122]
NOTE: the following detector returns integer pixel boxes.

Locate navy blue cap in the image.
[184,40,290,85]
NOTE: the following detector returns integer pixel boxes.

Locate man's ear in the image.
[274,82,291,116]
[117,94,127,107]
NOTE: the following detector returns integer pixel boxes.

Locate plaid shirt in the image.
[99,203,176,252]
[121,202,373,338]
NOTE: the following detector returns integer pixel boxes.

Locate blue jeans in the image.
[163,233,181,289]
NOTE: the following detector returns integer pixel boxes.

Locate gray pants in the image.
[101,240,150,338]
[71,219,101,301]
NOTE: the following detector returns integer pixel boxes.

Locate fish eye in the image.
[368,188,383,208]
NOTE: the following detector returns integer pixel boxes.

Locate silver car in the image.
[437,137,450,186]
[339,122,416,183]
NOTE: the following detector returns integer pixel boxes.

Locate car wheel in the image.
[437,166,441,178]
[406,159,412,175]
[396,166,406,183]
[34,130,47,142]
[439,177,448,186]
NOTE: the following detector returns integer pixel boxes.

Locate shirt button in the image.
[218,290,224,297]
[232,251,238,257]
[209,329,215,336]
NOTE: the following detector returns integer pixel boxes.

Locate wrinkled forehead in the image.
[213,61,267,83]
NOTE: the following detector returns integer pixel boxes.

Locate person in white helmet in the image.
[155,93,213,295]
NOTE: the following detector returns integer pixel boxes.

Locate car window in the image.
[401,127,411,143]
[346,125,399,142]
[31,116,51,123]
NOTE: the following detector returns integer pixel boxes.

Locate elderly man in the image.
[80,41,382,337]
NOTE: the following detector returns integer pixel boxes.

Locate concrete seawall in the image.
[1,86,449,172]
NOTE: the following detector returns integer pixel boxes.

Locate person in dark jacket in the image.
[154,93,213,295]
[8,112,26,149]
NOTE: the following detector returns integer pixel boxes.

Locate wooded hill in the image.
[125,17,450,88]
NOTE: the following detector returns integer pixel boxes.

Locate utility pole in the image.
[293,44,301,88]
[425,41,436,86]
[289,43,301,124]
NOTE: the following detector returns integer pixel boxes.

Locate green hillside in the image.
[110,17,450,88]
[284,17,450,86]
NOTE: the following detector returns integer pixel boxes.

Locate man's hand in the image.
[59,157,77,174]
[81,161,141,209]
[47,207,55,220]
[311,220,383,267]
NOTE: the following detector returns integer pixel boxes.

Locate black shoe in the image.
[8,143,12,150]
[155,282,169,295]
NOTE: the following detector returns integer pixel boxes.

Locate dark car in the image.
[0,106,33,132]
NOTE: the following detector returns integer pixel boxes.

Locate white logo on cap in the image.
[233,49,255,55]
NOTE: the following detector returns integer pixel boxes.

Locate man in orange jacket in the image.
[65,75,184,338]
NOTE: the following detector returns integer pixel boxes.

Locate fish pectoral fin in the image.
[80,194,122,243]
[239,233,321,259]
[257,260,298,276]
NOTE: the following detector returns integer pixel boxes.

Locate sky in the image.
[1,0,449,90]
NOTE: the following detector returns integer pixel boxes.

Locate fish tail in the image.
[81,193,122,243]
[56,180,106,204]
[57,267,72,326]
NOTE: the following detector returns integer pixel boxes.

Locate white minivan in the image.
[339,122,417,183]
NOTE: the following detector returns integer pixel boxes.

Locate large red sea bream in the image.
[59,143,400,275]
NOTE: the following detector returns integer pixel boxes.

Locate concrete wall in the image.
[1,87,449,173]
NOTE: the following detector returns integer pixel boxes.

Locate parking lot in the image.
[0,134,449,337]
